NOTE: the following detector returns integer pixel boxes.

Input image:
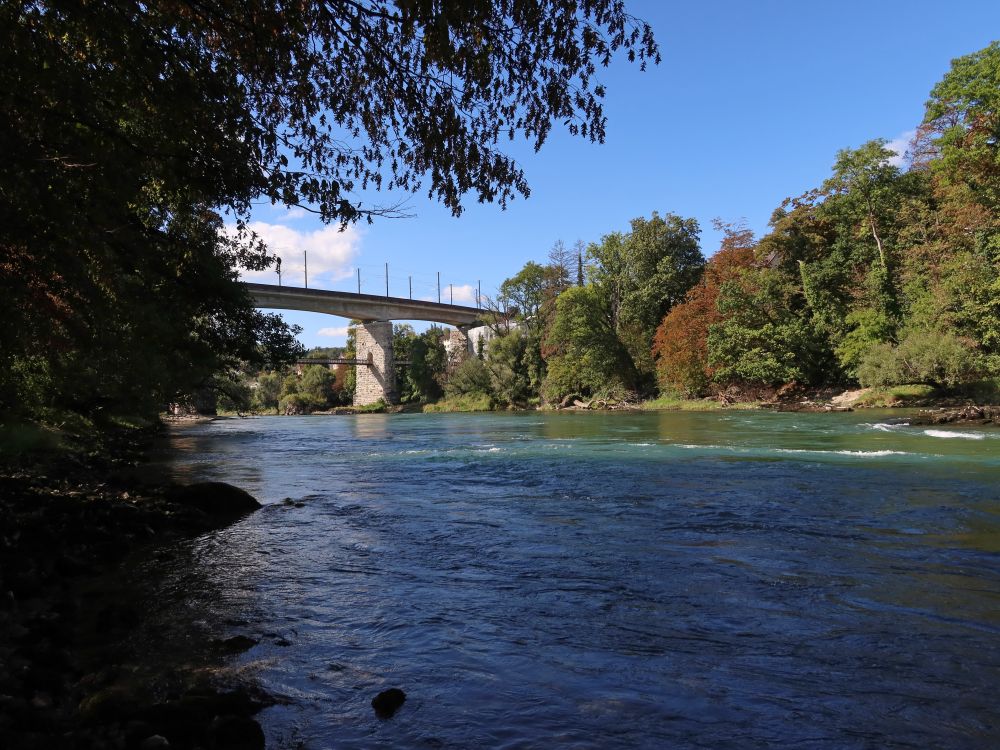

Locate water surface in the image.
[151,410,1000,748]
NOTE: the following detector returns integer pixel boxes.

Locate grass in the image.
[853,384,937,408]
[640,396,760,411]
[353,399,388,413]
[422,393,493,413]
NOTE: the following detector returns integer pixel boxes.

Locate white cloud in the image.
[317,326,351,338]
[449,284,476,304]
[281,207,308,220]
[234,221,361,287]
[886,129,916,168]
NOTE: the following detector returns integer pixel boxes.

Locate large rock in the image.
[168,482,261,517]
[371,687,406,718]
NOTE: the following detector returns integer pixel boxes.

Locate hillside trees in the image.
[0,0,657,432]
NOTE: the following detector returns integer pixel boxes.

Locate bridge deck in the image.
[246,283,483,326]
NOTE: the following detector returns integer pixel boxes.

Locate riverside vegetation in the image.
[230,43,1000,417]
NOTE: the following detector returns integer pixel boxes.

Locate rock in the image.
[213,635,259,653]
[208,715,265,750]
[371,687,406,718]
[139,735,171,750]
[77,685,142,724]
[168,482,261,517]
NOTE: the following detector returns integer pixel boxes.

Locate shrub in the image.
[445,357,492,399]
[857,330,981,388]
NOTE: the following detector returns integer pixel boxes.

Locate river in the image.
[144,410,999,748]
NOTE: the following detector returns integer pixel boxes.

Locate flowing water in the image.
[147,411,1000,748]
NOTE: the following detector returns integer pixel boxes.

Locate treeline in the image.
[459,42,1000,407]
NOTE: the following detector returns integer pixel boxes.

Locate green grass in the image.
[422,393,494,413]
[854,384,937,407]
[353,399,388,413]
[641,396,760,411]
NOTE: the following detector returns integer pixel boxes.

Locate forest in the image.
[236,42,1000,414]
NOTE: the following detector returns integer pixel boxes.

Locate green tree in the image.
[486,331,533,407]
[445,358,493,399]
[299,365,336,410]
[499,262,549,326]
[253,371,283,412]
[708,269,833,387]
[542,286,635,401]
[589,212,703,384]
[407,328,448,402]
[0,0,657,436]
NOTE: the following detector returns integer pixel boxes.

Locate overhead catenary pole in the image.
[477,280,481,308]
[357,267,361,294]
[437,271,441,303]
[276,257,282,287]
[409,275,412,299]
[385,262,389,297]
[304,251,308,288]
[449,283,453,304]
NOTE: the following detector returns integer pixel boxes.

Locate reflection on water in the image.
[153,411,1000,748]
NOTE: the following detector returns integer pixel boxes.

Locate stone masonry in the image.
[354,320,398,406]
[444,326,471,364]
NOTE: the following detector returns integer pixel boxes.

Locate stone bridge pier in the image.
[354,320,398,406]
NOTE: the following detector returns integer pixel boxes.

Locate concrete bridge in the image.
[245,283,484,406]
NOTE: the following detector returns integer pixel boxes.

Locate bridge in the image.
[245,283,485,407]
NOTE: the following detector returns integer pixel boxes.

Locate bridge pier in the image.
[446,326,472,365]
[354,320,398,406]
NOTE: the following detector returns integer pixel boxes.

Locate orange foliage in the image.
[652,223,756,395]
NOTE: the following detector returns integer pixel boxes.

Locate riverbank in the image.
[0,437,270,750]
[221,381,1000,421]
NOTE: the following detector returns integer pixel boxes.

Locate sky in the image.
[241,1,1000,350]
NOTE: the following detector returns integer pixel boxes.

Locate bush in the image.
[486,331,532,407]
[857,330,981,388]
[445,357,492,399]
[423,393,493,412]
[279,392,319,415]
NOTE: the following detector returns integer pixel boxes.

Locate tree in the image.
[918,43,1000,371]
[542,286,635,401]
[499,262,549,326]
[653,222,755,396]
[485,330,533,407]
[299,365,336,410]
[406,328,448,402]
[0,0,658,434]
[445,358,492,399]
[253,371,283,412]
[589,212,703,384]
[548,240,576,294]
[708,269,833,388]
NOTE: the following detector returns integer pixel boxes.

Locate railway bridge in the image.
[244,283,484,406]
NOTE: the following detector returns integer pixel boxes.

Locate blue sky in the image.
[243,1,1000,349]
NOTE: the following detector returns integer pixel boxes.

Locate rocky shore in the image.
[907,405,1000,425]
[0,462,269,750]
